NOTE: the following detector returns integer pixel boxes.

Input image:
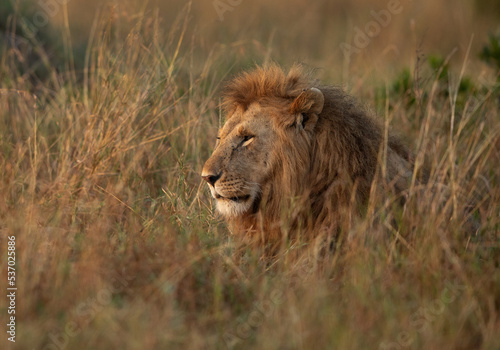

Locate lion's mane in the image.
[220,65,415,244]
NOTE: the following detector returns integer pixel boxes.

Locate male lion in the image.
[202,65,418,245]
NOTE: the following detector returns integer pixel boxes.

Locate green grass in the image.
[0,2,499,350]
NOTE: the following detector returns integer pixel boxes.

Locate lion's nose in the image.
[201,172,221,186]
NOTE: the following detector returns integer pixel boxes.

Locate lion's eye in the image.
[241,135,254,147]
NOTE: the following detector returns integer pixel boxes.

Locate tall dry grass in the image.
[0,1,499,349]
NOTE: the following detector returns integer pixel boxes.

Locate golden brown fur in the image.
[202,64,417,247]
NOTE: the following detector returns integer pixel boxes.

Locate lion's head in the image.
[202,85,324,218]
[202,65,414,242]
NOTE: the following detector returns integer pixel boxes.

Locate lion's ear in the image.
[290,88,324,116]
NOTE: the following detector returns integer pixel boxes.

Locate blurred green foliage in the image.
[479,32,500,76]
[373,53,481,124]
[0,0,64,84]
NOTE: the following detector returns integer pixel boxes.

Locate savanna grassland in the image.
[1,0,499,349]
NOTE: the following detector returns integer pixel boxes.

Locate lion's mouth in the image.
[215,194,251,203]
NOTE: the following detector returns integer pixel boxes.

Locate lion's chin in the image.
[215,195,254,217]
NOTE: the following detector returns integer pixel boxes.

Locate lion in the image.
[202,64,420,246]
